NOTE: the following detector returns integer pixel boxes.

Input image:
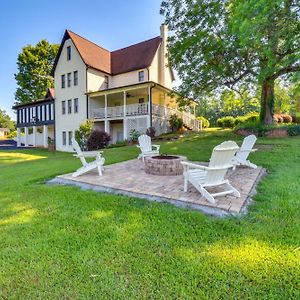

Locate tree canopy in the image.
[161,0,300,124]
[0,109,15,131]
[14,39,59,105]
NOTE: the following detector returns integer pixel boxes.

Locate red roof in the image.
[111,37,162,75]
[47,88,55,98]
[52,30,162,75]
[67,30,111,74]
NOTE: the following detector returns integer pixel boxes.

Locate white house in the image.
[14,25,200,151]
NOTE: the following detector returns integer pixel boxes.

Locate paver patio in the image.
[50,159,265,216]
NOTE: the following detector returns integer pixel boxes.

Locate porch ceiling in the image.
[87,82,153,98]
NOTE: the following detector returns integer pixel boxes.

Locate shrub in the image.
[129,129,140,141]
[197,116,210,128]
[244,112,259,122]
[291,113,300,124]
[274,114,283,123]
[234,116,247,125]
[146,126,156,138]
[234,121,271,137]
[217,116,235,128]
[7,130,17,138]
[281,114,293,123]
[75,120,94,149]
[287,124,300,136]
[86,130,111,150]
[169,114,184,132]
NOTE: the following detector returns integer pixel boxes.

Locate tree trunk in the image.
[260,78,275,125]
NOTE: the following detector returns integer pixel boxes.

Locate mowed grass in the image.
[0,130,299,299]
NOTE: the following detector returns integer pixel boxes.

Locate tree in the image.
[15,40,59,105]
[0,109,15,131]
[161,0,300,124]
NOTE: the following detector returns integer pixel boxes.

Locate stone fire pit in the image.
[144,155,186,176]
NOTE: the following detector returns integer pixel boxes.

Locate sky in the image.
[0,0,165,119]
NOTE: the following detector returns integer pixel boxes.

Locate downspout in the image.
[53,98,56,150]
[86,66,89,119]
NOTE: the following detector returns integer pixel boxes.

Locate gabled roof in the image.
[111,37,162,75]
[46,88,55,98]
[12,88,55,109]
[51,30,162,76]
[67,30,111,74]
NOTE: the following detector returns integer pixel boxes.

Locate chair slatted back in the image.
[72,138,87,166]
[205,141,239,185]
[236,135,257,161]
[138,134,152,153]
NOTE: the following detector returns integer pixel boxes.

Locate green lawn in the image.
[0,130,299,299]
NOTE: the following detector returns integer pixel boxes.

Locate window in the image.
[61,74,65,88]
[62,131,66,145]
[138,70,145,82]
[74,71,78,86]
[68,131,73,145]
[104,75,109,89]
[74,98,79,113]
[62,101,66,115]
[68,99,72,114]
[67,46,71,60]
[67,72,71,87]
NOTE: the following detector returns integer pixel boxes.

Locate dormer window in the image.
[138,70,145,82]
[67,46,71,60]
[104,75,109,89]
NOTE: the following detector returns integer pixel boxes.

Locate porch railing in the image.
[152,104,202,131]
[90,103,148,119]
[89,103,202,131]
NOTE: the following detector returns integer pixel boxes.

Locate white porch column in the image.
[147,85,151,128]
[32,126,36,147]
[17,128,21,147]
[104,94,108,119]
[43,125,48,148]
[105,120,110,134]
[24,127,28,147]
[123,91,128,140]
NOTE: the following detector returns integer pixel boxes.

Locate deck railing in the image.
[89,103,148,119]
[89,103,202,131]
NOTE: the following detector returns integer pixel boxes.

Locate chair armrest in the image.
[181,161,233,171]
[81,151,103,158]
[152,144,160,151]
[181,161,209,171]
[237,148,257,153]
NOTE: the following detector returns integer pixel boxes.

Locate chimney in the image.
[159,24,169,87]
[160,23,168,42]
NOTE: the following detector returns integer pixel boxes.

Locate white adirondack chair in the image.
[72,138,105,177]
[232,135,257,169]
[181,141,240,204]
[137,134,160,162]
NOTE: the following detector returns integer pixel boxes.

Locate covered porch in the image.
[88,83,152,140]
[17,124,54,148]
